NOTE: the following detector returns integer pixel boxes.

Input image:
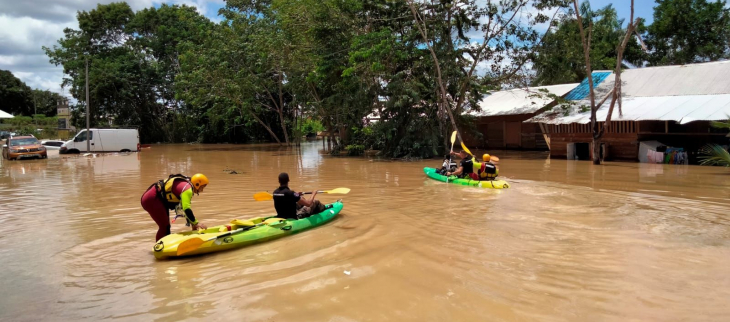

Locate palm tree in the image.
[698,119,730,166]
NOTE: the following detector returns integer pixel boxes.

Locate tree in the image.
[573,0,640,164]
[645,0,730,66]
[30,89,64,116]
[532,3,645,85]
[404,0,569,150]
[44,3,214,143]
[0,70,34,116]
[176,20,286,144]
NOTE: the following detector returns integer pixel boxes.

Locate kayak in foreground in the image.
[153,201,343,259]
[423,167,510,189]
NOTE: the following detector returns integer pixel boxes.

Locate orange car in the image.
[2,136,47,160]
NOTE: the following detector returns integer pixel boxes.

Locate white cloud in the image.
[0,0,224,98]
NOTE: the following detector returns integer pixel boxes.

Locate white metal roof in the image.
[529,60,730,124]
[0,109,13,118]
[471,83,578,117]
[532,94,730,124]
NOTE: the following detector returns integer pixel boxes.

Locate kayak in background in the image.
[423,167,510,189]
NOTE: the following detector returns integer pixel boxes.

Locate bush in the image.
[296,118,325,137]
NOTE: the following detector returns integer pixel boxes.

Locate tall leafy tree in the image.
[532,2,645,85]
[0,70,34,116]
[645,0,730,66]
[44,3,213,143]
[30,89,65,116]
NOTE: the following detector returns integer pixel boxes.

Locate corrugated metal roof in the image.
[528,61,730,124]
[530,94,730,124]
[0,109,13,119]
[471,83,578,117]
[564,72,612,100]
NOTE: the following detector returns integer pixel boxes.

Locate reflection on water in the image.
[1,143,729,321]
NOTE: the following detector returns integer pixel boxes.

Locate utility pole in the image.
[86,57,90,153]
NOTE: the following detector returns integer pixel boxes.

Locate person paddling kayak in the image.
[446,150,479,180]
[273,172,328,219]
[141,174,209,241]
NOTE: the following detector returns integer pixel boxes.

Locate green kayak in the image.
[153,201,343,259]
[423,167,510,189]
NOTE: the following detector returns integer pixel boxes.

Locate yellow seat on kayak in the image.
[264,218,286,226]
[230,219,256,227]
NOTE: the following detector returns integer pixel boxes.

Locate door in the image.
[92,130,105,152]
[504,122,521,148]
[74,130,92,152]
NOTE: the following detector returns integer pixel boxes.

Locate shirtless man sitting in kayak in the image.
[446,150,479,180]
[273,172,327,219]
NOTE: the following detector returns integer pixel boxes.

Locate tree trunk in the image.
[250,110,281,144]
[592,137,602,164]
[407,0,463,145]
[277,109,289,145]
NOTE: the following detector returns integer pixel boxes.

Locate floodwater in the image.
[1,143,729,321]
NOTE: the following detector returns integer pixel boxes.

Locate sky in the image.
[0,0,656,97]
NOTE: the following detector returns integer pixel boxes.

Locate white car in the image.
[41,140,66,150]
[60,128,140,154]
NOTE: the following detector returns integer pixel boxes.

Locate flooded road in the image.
[1,143,729,321]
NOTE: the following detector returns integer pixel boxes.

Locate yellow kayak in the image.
[153,201,343,259]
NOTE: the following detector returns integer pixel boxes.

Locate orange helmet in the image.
[190,173,209,192]
[483,154,491,162]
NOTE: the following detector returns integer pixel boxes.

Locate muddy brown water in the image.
[1,143,729,321]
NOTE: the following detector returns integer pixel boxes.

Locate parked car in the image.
[41,140,66,150]
[2,136,47,160]
[60,128,140,154]
[0,131,10,140]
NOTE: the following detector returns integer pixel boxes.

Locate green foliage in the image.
[532,3,644,85]
[699,144,730,166]
[645,0,730,66]
[296,118,325,137]
[0,70,34,116]
[44,3,214,143]
[1,115,60,139]
[345,144,365,156]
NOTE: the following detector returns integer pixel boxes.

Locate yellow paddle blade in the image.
[230,219,256,227]
[450,131,457,144]
[176,238,205,256]
[460,141,473,156]
[253,191,273,201]
[323,187,350,194]
[491,155,500,162]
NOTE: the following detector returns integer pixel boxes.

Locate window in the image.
[75,131,93,142]
[10,138,40,146]
[44,141,64,147]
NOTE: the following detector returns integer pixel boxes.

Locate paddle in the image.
[460,140,500,162]
[446,131,457,182]
[176,224,263,256]
[253,188,351,201]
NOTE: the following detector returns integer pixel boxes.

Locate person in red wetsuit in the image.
[141,174,209,241]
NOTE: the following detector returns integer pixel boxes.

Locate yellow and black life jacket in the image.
[477,162,498,180]
[153,174,192,209]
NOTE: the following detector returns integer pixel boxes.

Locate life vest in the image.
[478,162,498,180]
[152,174,193,209]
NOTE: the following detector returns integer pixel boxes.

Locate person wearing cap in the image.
[141,173,209,241]
[273,172,327,219]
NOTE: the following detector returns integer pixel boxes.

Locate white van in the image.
[60,128,140,154]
